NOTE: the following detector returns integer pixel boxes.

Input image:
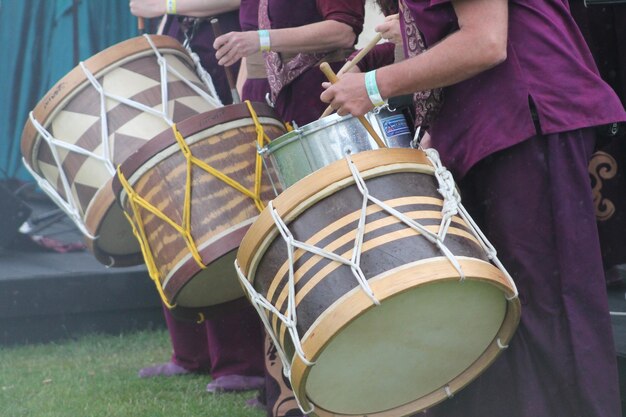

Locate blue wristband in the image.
[365,70,385,107]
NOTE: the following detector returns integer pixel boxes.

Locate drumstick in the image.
[319,33,383,119]
[319,62,387,149]
[211,18,242,104]
[138,17,145,35]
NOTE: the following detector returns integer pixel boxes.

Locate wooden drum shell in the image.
[21,35,218,266]
[115,102,286,309]
[238,148,521,417]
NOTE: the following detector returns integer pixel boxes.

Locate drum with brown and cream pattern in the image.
[113,102,285,317]
[21,35,221,266]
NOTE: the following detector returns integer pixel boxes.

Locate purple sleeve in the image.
[350,42,396,72]
[317,0,366,37]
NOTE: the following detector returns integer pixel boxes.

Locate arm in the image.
[213,20,356,67]
[129,0,240,19]
[320,0,508,116]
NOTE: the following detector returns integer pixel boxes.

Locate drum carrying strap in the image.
[117,100,273,308]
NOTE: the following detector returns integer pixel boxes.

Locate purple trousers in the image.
[163,303,265,379]
[419,129,621,417]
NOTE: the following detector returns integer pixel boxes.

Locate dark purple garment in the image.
[417,130,621,417]
[403,0,626,178]
[399,1,623,416]
[163,304,265,378]
[261,0,365,126]
[239,0,259,31]
[354,42,396,73]
[162,11,241,105]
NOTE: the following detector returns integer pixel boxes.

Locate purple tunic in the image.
[399,1,623,416]
[403,0,626,178]
[162,11,241,105]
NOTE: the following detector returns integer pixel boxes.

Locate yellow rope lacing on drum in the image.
[116,100,272,309]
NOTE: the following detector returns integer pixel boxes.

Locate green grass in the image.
[0,330,265,417]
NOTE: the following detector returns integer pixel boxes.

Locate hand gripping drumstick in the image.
[319,33,383,119]
[211,18,242,104]
[319,62,387,149]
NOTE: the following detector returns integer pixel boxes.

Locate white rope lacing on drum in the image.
[25,35,223,241]
[180,40,222,107]
[143,34,222,111]
[421,148,519,301]
[25,115,98,239]
[235,260,315,415]
[423,148,519,301]
[347,153,466,280]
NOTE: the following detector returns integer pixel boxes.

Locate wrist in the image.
[364,70,386,107]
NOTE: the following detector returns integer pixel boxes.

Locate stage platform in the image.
[0,196,624,413]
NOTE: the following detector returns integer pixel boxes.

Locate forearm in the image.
[377,26,507,99]
[267,20,356,54]
[130,0,240,19]
[175,0,240,17]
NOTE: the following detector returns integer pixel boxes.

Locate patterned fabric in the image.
[258,0,326,103]
[399,0,443,129]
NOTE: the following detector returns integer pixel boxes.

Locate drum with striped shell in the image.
[113,102,286,318]
[21,34,222,267]
[235,148,521,417]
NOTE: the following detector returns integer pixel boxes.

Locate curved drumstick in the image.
[211,18,242,104]
[319,33,383,119]
[319,62,386,149]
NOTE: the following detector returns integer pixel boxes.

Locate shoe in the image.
[138,362,191,378]
[245,396,266,411]
[206,374,265,393]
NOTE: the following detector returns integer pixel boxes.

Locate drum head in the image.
[304,278,507,415]
[172,248,244,307]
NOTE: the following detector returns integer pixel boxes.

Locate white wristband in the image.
[258,30,271,52]
[165,0,177,14]
[365,70,385,107]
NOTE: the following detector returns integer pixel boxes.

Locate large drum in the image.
[261,109,413,188]
[113,102,286,316]
[236,148,521,417]
[21,35,221,266]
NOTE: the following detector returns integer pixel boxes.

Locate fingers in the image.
[214,33,240,66]
[214,32,258,67]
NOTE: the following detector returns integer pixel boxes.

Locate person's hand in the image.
[375,14,402,45]
[320,73,374,117]
[214,31,260,66]
[129,0,166,18]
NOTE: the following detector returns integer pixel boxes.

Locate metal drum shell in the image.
[262,110,413,189]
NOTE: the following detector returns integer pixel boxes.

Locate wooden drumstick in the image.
[319,62,387,149]
[211,18,242,104]
[138,17,146,35]
[319,33,383,119]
